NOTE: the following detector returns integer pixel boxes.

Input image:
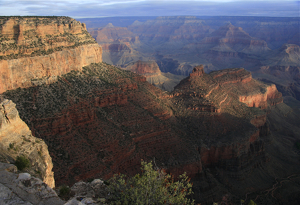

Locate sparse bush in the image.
[107,160,194,205]
[15,156,30,171]
[59,185,71,197]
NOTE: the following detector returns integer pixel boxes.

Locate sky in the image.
[0,0,299,18]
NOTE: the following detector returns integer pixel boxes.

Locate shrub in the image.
[107,160,194,205]
[15,156,30,171]
[59,185,71,197]
[248,200,257,205]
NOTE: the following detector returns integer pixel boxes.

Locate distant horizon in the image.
[1,15,298,19]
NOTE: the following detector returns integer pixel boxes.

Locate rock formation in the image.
[3,63,200,187]
[81,16,299,76]
[0,162,64,205]
[253,44,300,100]
[124,60,185,91]
[88,24,141,66]
[0,98,55,188]
[0,16,102,93]
[173,66,282,112]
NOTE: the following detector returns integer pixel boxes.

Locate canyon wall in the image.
[3,63,201,186]
[0,17,102,93]
[0,99,55,188]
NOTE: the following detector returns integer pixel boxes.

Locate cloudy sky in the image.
[0,0,299,18]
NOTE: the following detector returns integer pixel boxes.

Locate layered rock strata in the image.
[0,99,55,188]
[0,17,102,93]
[4,63,201,186]
[3,61,290,204]
[171,65,283,202]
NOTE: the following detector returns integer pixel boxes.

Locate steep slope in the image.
[171,66,300,204]
[0,16,102,93]
[4,63,201,186]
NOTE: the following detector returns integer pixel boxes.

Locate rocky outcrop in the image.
[172,65,281,175]
[174,67,282,112]
[252,44,300,100]
[189,65,205,77]
[125,60,185,91]
[125,60,161,76]
[0,162,63,205]
[64,179,107,205]
[239,84,283,108]
[0,99,55,188]
[0,16,102,94]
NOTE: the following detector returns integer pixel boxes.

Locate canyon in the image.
[82,16,300,98]
[1,16,300,205]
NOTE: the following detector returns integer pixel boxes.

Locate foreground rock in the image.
[0,162,64,205]
[64,179,108,205]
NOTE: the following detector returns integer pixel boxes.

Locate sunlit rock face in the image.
[0,16,102,93]
[0,99,55,188]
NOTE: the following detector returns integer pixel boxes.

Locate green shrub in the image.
[107,160,194,205]
[15,156,30,171]
[59,185,71,197]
